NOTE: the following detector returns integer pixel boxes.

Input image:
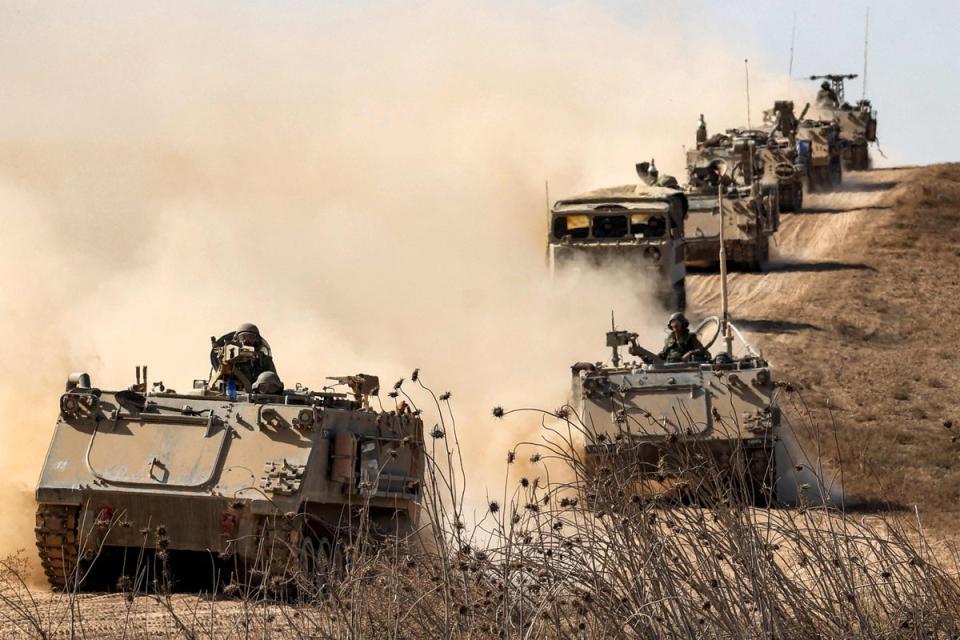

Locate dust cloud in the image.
[0,3,793,561]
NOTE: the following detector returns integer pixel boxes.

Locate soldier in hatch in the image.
[816,81,839,108]
[252,371,284,395]
[636,159,680,190]
[229,322,278,390]
[658,312,709,363]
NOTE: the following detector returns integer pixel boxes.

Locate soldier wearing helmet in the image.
[227,322,278,391]
[658,313,709,363]
[816,81,839,108]
[252,371,284,395]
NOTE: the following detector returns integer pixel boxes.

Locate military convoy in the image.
[548,182,689,311]
[572,317,779,505]
[34,63,880,594]
[35,328,423,591]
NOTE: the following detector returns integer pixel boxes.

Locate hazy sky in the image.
[0,1,953,168]
[607,0,958,166]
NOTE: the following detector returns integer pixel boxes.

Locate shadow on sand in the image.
[767,260,875,274]
[736,319,821,334]
[795,205,892,215]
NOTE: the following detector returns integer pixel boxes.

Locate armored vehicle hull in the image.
[836,103,876,171]
[684,190,777,272]
[36,376,422,591]
[684,131,780,271]
[572,323,778,505]
[797,120,843,192]
[548,186,688,311]
[808,75,878,171]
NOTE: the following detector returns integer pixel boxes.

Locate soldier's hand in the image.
[681,352,692,362]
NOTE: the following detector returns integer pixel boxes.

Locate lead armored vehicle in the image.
[572,318,779,505]
[548,183,688,311]
[809,74,878,171]
[684,128,780,271]
[35,333,423,591]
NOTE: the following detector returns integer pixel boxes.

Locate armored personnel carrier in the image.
[548,182,688,311]
[810,74,878,171]
[571,318,779,505]
[762,101,807,212]
[684,128,780,271]
[35,332,423,591]
[796,105,844,192]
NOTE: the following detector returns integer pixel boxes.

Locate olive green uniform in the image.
[233,352,277,392]
[658,331,708,363]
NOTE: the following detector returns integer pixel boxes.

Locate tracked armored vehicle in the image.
[797,115,844,192]
[810,74,878,171]
[35,333,423,591]
[572,319,779,505]
[684,129,780,271]
[548,183,688,311]
[762,100,807,212]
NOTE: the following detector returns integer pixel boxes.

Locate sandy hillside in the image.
[690,164,960,527]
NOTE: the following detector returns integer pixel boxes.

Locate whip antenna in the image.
[788,11,797,90]
[862,7,870,99]
[744,59,752,130]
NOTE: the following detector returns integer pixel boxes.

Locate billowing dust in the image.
[0,4,796,564]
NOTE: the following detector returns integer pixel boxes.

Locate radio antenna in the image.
[744,59,753,130]
[862,7,870,100]
[544,180,551,268]
[788,11,797,89]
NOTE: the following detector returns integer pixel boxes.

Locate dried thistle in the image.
[439,391,451,401]
[393,378,404,390]
[430,425,445,439]
[411,368,420,382]
[507,451,516,464]
[492,406,505,419]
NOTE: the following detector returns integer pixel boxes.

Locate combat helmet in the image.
[236,322,261,346]
[667,312,689,329]
[252,371,283,394]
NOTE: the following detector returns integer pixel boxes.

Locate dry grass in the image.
[3,375,960,639]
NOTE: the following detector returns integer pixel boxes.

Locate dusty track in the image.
[691,165,960,526]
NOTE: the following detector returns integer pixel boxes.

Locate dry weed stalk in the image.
[1,375,958,638]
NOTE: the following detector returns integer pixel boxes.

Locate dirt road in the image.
[691,165,960,524]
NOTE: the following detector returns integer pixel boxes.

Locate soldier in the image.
[230,322,278,390]
[816,81,839,108]
[696,114,708,147]
[636,159,680,190]
[658,312,709,363]
[252,371,284,395]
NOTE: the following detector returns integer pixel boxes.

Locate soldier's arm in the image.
[657,338,672,360]
[682,336,710,361]
[263,354,277,374]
